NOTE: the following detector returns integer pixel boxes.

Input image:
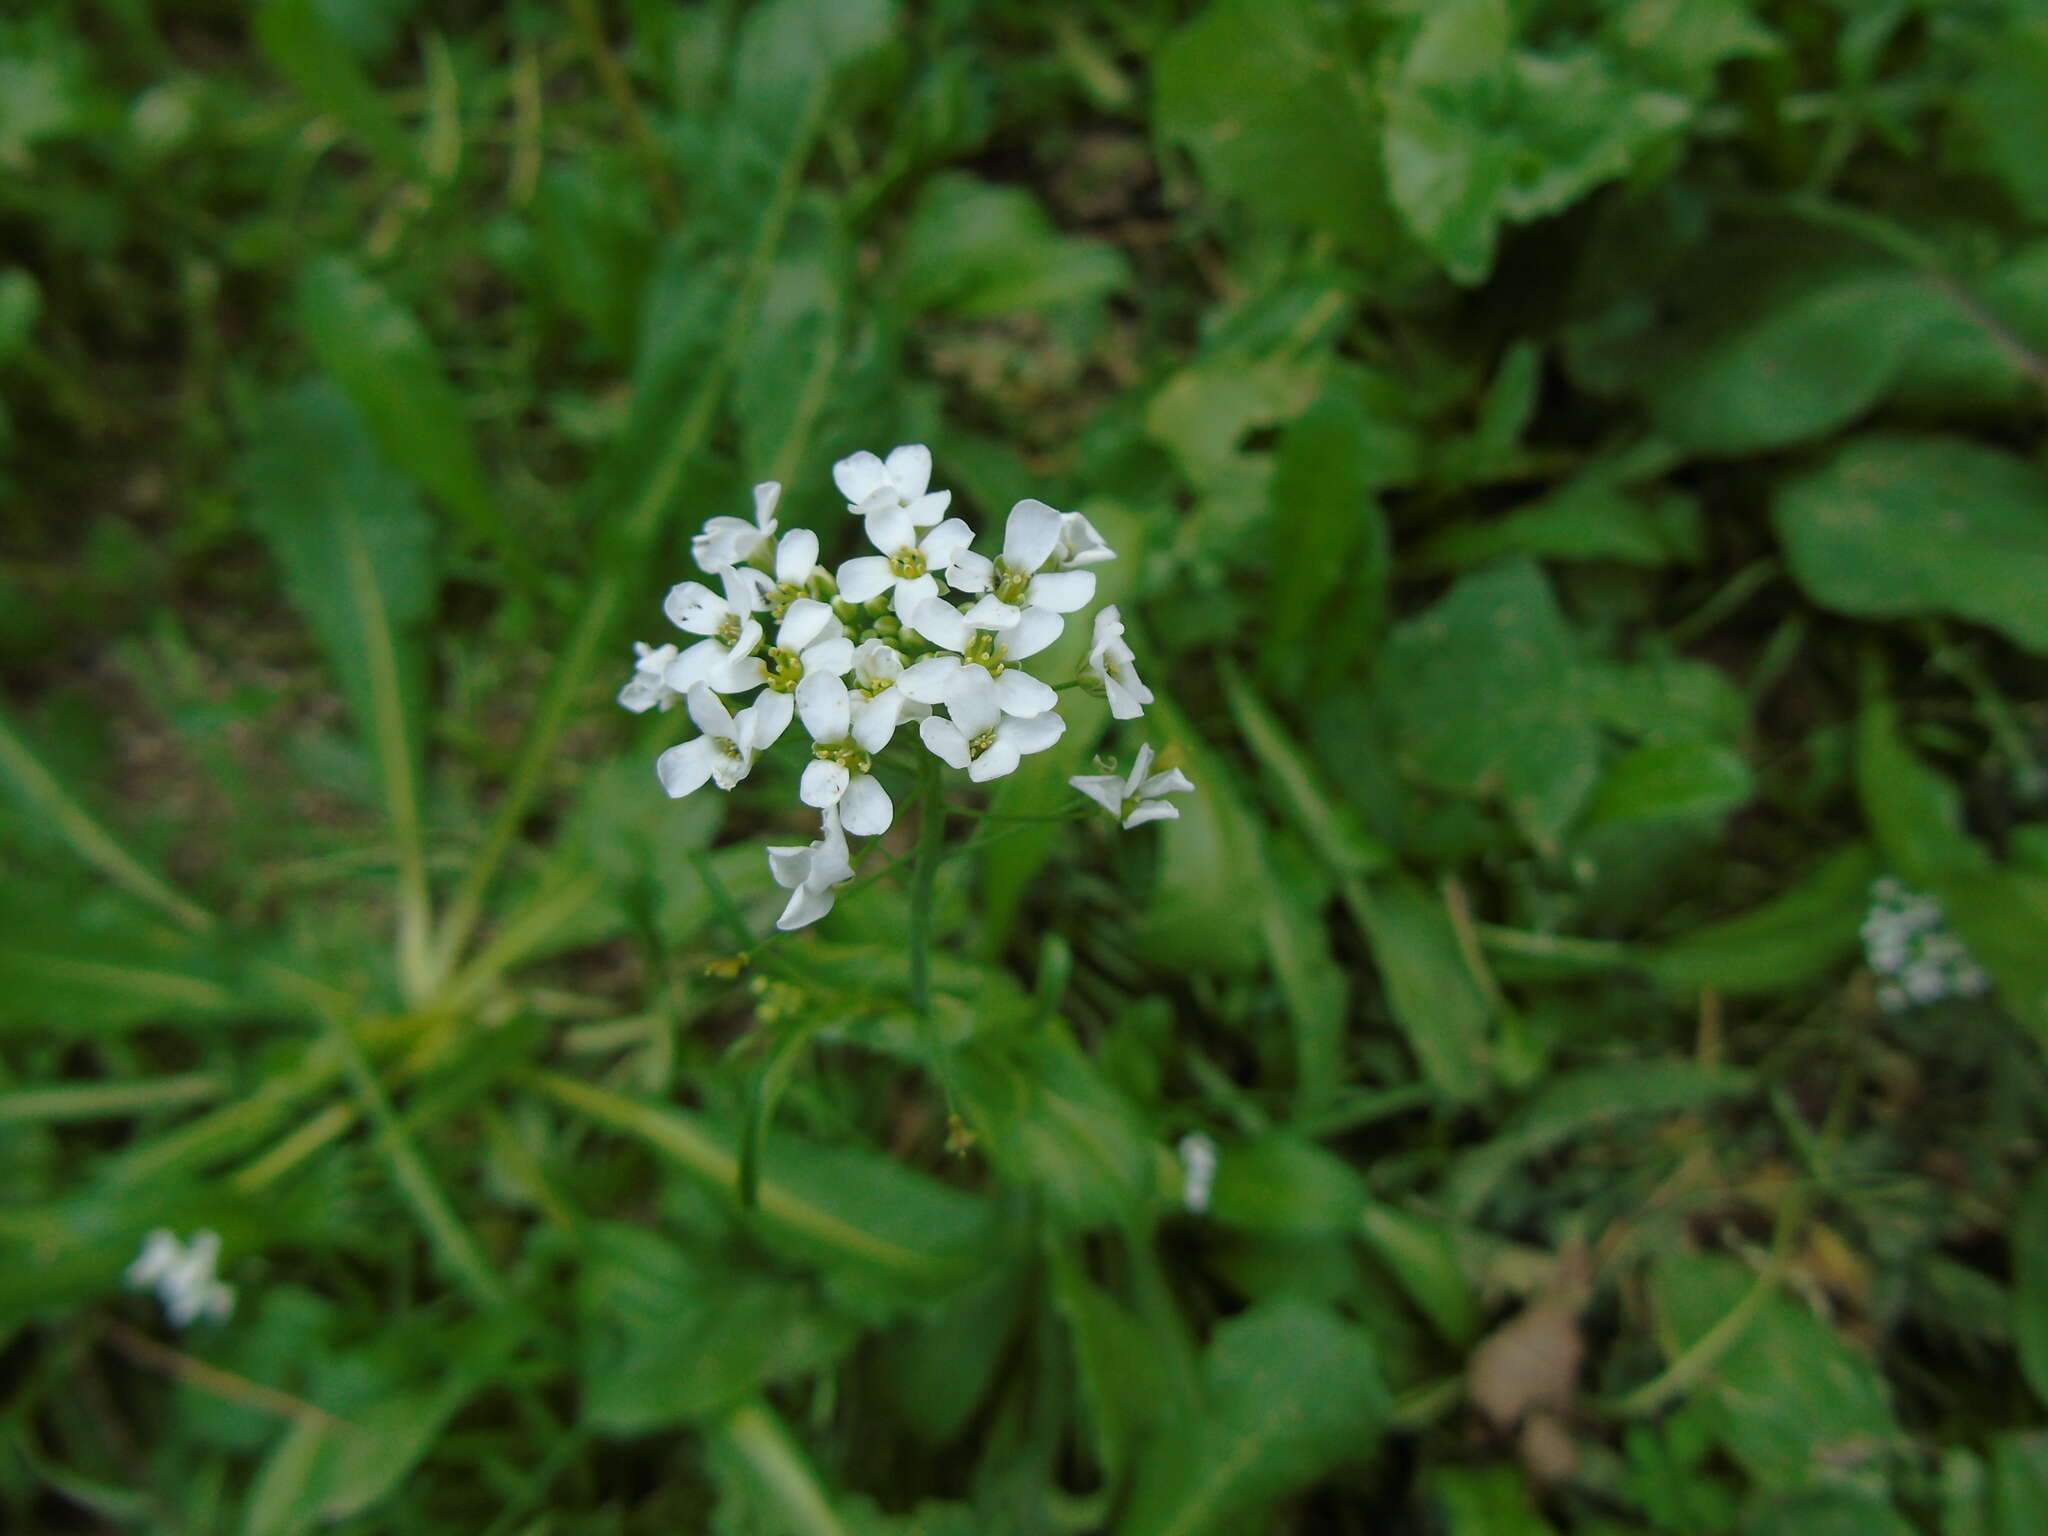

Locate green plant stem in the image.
[907,753,945,1019]
[713,1399,848,1536]
[428,86,825,988]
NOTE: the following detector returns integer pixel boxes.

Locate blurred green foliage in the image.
[4,0,2048,1530]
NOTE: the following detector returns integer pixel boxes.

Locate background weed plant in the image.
[5,1,2048,1531]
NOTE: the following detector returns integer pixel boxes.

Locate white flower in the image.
[718,597,853,695]
[947,499,1097,629]
[1177,1133,1218,1215]
[692,481,780,572]
[768,808,857,931]
[847,638,926,750]
[795,672,895,835]
[1070,743,1194,829]
[656,685,793,797]
[919,668,1066,782]
[835,509,976,619]
[760,527,826,619]
[1050,509,1116,571]
[662,565,770,693]
[1078,605,1152,720]
[1860,875,1993,1013]
[833,443,951,525]
[618,642,682,714]
[126,1228,235,1327]
[899,596,1062,718]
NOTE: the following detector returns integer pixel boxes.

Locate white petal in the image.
[776,881,837,931]
[686,684,733,739]
[1054,510,1115,568]
[708,744,754,791]
[1005,607,1065,660]
[910,597,970,653]
[864,503,916,557]
[890,573,940,622]
[656,739,714,798]
[797,670,852,743]
[802,636,854,677]
[665,638,724,691]
[663,581,722,635]
[851,689,904,753]
[743,688,794,749]
[1003,498,1063,573]
[993,669,1058,718]
[968,739,1022,782]
[751,481,781,529]
[776,527,819,584]
[884,443,932,499]
[836,556,894,603]
[920,716,973,770]
[1001,710,1066,757]
[801,757,850,809]
[944,668,1002,737]
[1025,569,1095,613]
[960,594,1023,630]
[1127,741,1157,790]
[852,638,904,683]
[840,773,893,837]
[1106,672,1152,720]
[947,550,995,593]
[1070,772,1127,817]
[1123,801,1180,829]
[833,450,887,505]
[767,843,814,890]
[918,517,975,568]
[779,597,835,652]
[902,489,952,526]
[713,653,768,693]
[719,565,767,612]
[898,655,964,704]
[1141,766,1196,800]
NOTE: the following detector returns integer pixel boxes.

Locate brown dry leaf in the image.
[1468,1243,1591,1432]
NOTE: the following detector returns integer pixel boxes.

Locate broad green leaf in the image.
[1602,0,1779,95]
[1583,653,1747,746]
[1155,0,1402,254]
[879,1265,1028,1447]
[1118,1300,1390,1536]
[1777,436,2048,654]
[893,173,1128,318]
[296,255,493,538]
[1050,1252,1171,1480]
[1995,1433,2048,1536]
[1423,483,1696,570]
[253,0,419,175]
[242,384,436,856]
[1133,705,1267,978]
[2013,1165,2048,1408]
[1653,1253,1902,1490]
[1431,1465,1560,1535]
[1208,1136,1367,1237]
[1956,23,2048,223]
[1855,694,1990,886]
[729,0,895,150]
[1939,868,2048,1041]
[1258,842,1349,1116]
[1644,843,1879,994]
[1893,243,2048,410]
[1745,1488,1916,1536]
[1352,875,1492,1103]
[1222,663,1393,882]
[0,267,38,363]
[1447,1062,1751,1216]
[1584,740,1753,829]
[1645,270,1950,453]
[1380,559,1599,853]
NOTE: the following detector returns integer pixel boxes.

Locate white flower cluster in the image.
[1177,1132,1219,1215]
[1861,876,1992,1013]
[622,444,1189,932]
[126,1228,235,1327]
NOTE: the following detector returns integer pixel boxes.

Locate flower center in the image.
[764,582,803,620]
[712,736,743,761]
[855,673,893,698]
[889,547,927,579]
[716,614,743,646]
[992,561,1031,605]
[812,741,871,773]
[963,633,1008,675]
[968,727,999,758]
[764,645,804,693]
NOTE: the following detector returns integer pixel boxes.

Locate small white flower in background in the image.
[768,809,856,931]
[617,642,682,714]
[656,686,792,798]
[836,510,977,619]
[1078,605,1153,721]
[692,481,780,571]
[662,565,769,693]
[126,1228,235,1327]
[630,443,1194,935]
[947,499,1097,629]
[1049,509,1116,571]
[1861,875,1993,1013]
[920,668,1066,782]
[834,443,951,526]
[1177,1133,1218,1215]
[1071,743,1195,829]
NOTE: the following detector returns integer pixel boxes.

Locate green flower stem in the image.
[713,1399,849,1536]
[907,752,945,1019]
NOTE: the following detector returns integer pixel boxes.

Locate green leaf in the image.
[1602,0,1779,96]
[1422,482,1696,570]
[1155,0,1400,254]
[1118,1300,1391,1536]
[1352,875,1493,1104]
[253,0,419,176]
[729,0,894,148]
[1644,843,1879,994]
[1431,1465,1560,1535]
[1654,1253,1902,1490]
[1259,843,1350,1117]
[1939,868,2048,1041]
[1956,23,2048,223]
[1447,1062,1751,1216]
[296,255,493,538]
[242,384,436,862]
[893,173,1128,318]
[1222,663,1393,882]
[1584,740,1753,829]
[1855,693,1990,886]
[1380,559,1599,853]
[1050,1252,1171,1481]
[1744,1488,1916,1536]
[0,267,39,364]
[1777,435,2048,655]
[1995,1433,2048,1536]
[2013,1166,2048,1408]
